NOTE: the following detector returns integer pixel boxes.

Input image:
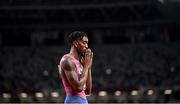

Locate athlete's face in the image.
[75,36,88,55]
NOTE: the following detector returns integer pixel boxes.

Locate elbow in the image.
[85,91,91,96]
[75,86,83,92]
[85,89,91,95]
[76,88,83,92]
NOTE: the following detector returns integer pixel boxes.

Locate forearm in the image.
[78,67,89,90]
[85,70,92,95]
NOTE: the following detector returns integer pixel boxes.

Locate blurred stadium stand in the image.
[0,0,180,103]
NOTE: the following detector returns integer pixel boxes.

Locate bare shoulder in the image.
[60,55,75,71]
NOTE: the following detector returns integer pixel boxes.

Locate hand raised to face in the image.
[81,48,93,69]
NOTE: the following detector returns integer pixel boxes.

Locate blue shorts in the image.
[64,96,88,104]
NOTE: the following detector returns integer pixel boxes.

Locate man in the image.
[58,31,93,104]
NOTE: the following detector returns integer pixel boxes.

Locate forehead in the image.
[80,36,88,42]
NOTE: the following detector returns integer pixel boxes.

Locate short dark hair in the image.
[68,31,87,44]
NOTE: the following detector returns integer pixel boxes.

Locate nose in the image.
[85,43,88,49]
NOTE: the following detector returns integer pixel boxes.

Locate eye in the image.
[84,42,87,45]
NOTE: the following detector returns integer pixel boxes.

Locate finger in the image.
[86,51,91,56]
[85,52,90,59]
[91,52,93,58]
[88,48,91,52]
[86,48,91,53]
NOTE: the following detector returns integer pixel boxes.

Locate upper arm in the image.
[61,57,82,91]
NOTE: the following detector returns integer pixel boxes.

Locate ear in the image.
[73,41,78,48]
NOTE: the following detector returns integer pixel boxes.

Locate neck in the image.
[69,46,79,60]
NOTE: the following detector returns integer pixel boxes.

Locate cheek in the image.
[79,43,84,48]
[79,45,86,51]
[78,45,84,50]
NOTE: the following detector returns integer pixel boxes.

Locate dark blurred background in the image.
[0,0,180,103]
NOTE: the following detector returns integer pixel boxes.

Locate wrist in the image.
[84,65,89,70]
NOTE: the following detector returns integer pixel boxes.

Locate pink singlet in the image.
[59,54,86,99]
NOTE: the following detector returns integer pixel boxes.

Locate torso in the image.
[59,54,86,99]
